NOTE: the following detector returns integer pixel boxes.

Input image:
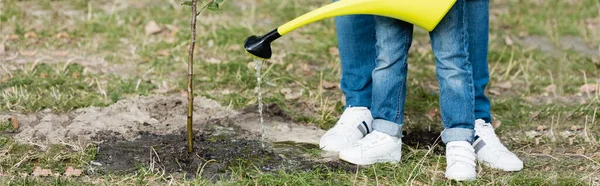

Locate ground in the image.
[0,0,599,185]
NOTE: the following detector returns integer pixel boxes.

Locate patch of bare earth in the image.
[0,95,327,146]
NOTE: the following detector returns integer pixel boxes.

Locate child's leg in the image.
[338,16,412,165]
[429,0,475,144]
[370,17,413,137]
[429,0,477,181]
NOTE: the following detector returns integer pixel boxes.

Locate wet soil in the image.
[94,128,354,180]
[402,129,445,155]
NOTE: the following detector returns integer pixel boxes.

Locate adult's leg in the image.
[337,16,412,165]
[467,0,523,172]
[319,15,377,152]
[467,0,492,123]
[335,15,377,108]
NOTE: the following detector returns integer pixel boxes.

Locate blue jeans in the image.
[336,0,490,143]
[335,15,376,108]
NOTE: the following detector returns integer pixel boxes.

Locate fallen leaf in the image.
[64,166,83,177]
[579,83,597,94]
[321,81,338,89]
[156,49,170,56]
[280,88,303,100]
[492,120,502,129]
[55,32,70,39]
[24,31,37,39]
[426,108,438,121]
[496,81,513,89]
[536,125,548,131]
[32,167,52,177]
[544,84,556,93]
[20,50,37,57]
[50,51,69,57]
[504,36,513,46]
[206,57,222,64]
[0,42,5,54]
[10,115,18,130]
[18,172,28,177]
[144,20,162,35]
[221,89,232,95]
[328,47,339,56]
[525,130,540,138]
[530,110,541,120]
[7,34,19,41]
[488,88,500,95]
[227,44,241,51]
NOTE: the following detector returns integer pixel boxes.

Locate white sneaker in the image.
[445,141,477,181]
[338,131,402,165]
[319,107,373,152]
[474,119,523,171]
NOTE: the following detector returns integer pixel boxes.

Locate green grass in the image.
[1,63,155,112]
[1,0,599,184]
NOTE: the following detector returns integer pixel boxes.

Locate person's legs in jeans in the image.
[467,0,523,171]
[369,18,413,138]
[430,0,474,144]
[468,0,491,123]
[339,16,413,165]
[338,17,412,165]
[318,14,377,152]
[336,15,377,108]
[429,0,477,180]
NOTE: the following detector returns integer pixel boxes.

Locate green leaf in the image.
[215,0,224,3]
[181,1,193,6]
[207,1,219,11]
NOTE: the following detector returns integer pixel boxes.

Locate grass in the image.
[1,0,599,185]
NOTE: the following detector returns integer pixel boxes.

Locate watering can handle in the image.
[245,0,457,59]
[279,0,456,34]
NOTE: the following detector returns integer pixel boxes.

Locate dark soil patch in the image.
[94,129,354,180]
[402,129,445,154]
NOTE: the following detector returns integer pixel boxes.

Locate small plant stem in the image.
[187,0,199,153]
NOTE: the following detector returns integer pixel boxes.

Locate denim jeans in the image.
[372,0,475,143]
[335,14,377,108]
[335,0,491,144]
[336,1,491,122]
[467,0,492,124]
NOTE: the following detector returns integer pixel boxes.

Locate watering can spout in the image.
[244,29,280,59]
[245,0,457,59]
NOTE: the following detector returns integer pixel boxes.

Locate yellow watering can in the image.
[244,0,457,59]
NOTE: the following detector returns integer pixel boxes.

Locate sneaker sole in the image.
[339,154,400,165]
[478,160,523,172]
[445,174,476,181]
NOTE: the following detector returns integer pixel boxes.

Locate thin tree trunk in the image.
[187,0,198,153]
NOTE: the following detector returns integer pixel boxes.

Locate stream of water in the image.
[254,58,265,148]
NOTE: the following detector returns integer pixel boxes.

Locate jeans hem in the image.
[372,119,402,137]
[441,128,474,144]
